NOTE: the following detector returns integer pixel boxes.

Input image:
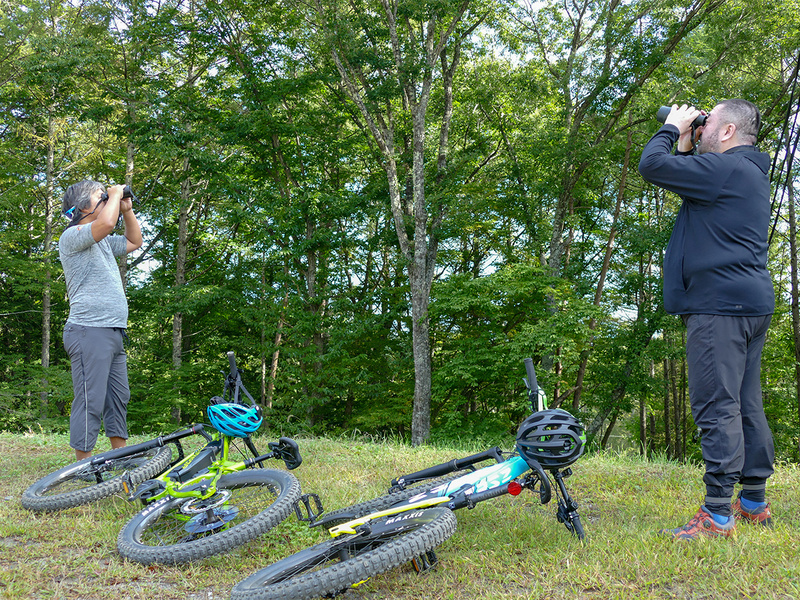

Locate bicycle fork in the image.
[552,468,583,539]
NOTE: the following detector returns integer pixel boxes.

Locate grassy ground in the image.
[1,431,799,600]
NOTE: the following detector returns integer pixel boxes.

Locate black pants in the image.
[683,314,774,514]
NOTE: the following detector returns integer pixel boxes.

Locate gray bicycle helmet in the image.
[207,402,263,438]
[516,408,585,470]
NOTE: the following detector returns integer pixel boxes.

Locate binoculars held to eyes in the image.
[100,185,137,202]
[656,106,707,129]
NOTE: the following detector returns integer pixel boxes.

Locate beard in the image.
[696,128,720,154]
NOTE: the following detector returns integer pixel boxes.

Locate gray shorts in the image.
[63,323,130,452]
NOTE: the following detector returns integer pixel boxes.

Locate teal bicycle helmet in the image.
[516,408,585,470]
[207,403,263,438]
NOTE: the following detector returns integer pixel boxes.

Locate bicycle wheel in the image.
[231,506,457,600]
[21,445,172,512]
[117,468,301,564]
[319,473,466,527]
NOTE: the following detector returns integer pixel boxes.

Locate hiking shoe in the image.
[659,506,735,540]
[732,497,773,527]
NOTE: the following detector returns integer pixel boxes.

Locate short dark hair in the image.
[62,180,104,219]
[718,99,760,145]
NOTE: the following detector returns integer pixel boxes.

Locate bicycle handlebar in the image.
[227,351,237,379]
[448,482,515,510]
[524,357,541,412]
[89,424,208,466]
[390,446,504,490]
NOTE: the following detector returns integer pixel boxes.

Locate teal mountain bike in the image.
[23,352,306,565]
[230,358,585,600]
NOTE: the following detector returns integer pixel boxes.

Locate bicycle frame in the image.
[311,357,584,541]
[126,429,301,505]
[326,453,544,537]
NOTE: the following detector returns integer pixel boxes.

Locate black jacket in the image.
[638,125,774,316]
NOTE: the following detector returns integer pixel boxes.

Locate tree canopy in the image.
[2,0,799,461]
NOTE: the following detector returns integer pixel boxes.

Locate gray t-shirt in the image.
[58,222,128,328]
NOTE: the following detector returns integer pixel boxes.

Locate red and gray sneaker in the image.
[732,496,773,527]
[659,506,736,540]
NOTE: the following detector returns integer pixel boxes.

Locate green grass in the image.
[1,431,799,599]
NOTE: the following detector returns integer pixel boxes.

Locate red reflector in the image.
[508,481,523,496]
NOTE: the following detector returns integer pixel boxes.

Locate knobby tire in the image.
[21,445,172,512]
[230,506,457,600]
[117,469,301,565]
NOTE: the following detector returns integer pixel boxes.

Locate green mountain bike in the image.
[22,352,306,565]
[230,358,585,600]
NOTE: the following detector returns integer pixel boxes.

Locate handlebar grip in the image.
[524,358,538,394]
[467,482,512,504]
[227,351,237,378]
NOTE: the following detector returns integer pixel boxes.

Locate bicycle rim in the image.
[117,469,301,564]
[21,445,172,512]
[231,507,457,600]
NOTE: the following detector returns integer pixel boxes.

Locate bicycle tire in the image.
[117,468,301,564]
[230,506,457,600]
[319,473,466,527]
[21,445,172,512]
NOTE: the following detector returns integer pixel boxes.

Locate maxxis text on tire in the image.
[230,507,457,600]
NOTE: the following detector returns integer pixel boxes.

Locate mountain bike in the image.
[22,352,307,565]
[230,358,585,600]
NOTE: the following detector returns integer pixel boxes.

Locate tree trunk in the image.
[788,183,800,460]
[313,0,473,445]
[640,360,653,456]
[669,357,681,458]
[601,411,618,449]
[266,261,290,409]
[663,357,672,457]
[40,109,56,418]
[171,155,192,423]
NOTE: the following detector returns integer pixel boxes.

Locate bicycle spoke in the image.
[134,480,280,547]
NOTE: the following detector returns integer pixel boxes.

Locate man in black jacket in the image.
[639,100,775,540]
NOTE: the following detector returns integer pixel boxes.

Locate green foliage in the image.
[0,0,799,464]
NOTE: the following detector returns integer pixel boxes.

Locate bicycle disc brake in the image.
[184,507,239,534]
[180,491,239,535]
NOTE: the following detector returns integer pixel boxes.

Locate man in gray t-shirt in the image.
[59,180,142,460]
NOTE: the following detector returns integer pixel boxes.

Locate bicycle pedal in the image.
[294,493,324,523]
[121,472,134,498]
[129,479,166,503]
[411,549,438,574]
[269,437,303,470]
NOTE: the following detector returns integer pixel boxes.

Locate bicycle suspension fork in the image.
[552,468,580,530]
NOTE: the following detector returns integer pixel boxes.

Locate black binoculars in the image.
[656,106,707,129]
[100,185,136,202]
